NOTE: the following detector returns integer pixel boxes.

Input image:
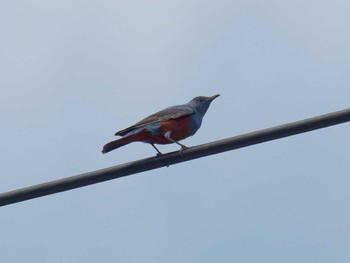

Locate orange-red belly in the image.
[129,116,192,145]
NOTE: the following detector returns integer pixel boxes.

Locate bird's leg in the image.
[164,131,188,156]
[150,143,163,156]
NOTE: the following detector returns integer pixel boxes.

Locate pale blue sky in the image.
[1,1,350,262]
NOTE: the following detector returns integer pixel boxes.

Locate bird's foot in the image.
[179,145,189,156]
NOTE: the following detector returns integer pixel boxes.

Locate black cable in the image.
[1,108,350,207]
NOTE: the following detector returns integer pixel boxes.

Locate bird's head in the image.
[187,94,220,114]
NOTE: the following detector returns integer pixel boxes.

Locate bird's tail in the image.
[102,136,135,154]
[102,130,147,154]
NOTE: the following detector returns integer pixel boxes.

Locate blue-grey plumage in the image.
[186,94,220,136]
[102,94,220,154]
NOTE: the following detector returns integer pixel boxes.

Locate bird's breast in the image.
[158,115,192,143]
[188,112,202,135]
[126,115,196,145]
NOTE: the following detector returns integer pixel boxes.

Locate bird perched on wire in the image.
[102,94,220,155]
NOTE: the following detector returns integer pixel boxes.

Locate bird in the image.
[102,94,220,155]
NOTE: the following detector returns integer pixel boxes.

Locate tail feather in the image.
[102,130,149,154]
[102,138,131,154]
[102,129,152,153]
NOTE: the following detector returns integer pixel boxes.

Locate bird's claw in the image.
[179,145,189,156]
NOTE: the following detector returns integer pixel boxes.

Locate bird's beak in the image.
[207,94,220,102]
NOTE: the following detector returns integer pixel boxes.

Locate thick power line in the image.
[1,108,350,207]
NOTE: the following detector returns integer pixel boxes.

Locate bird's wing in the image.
[115,106,194,136]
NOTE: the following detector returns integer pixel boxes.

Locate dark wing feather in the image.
[115,106,194,136]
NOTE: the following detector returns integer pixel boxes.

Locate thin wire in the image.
[1,108,350,207]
